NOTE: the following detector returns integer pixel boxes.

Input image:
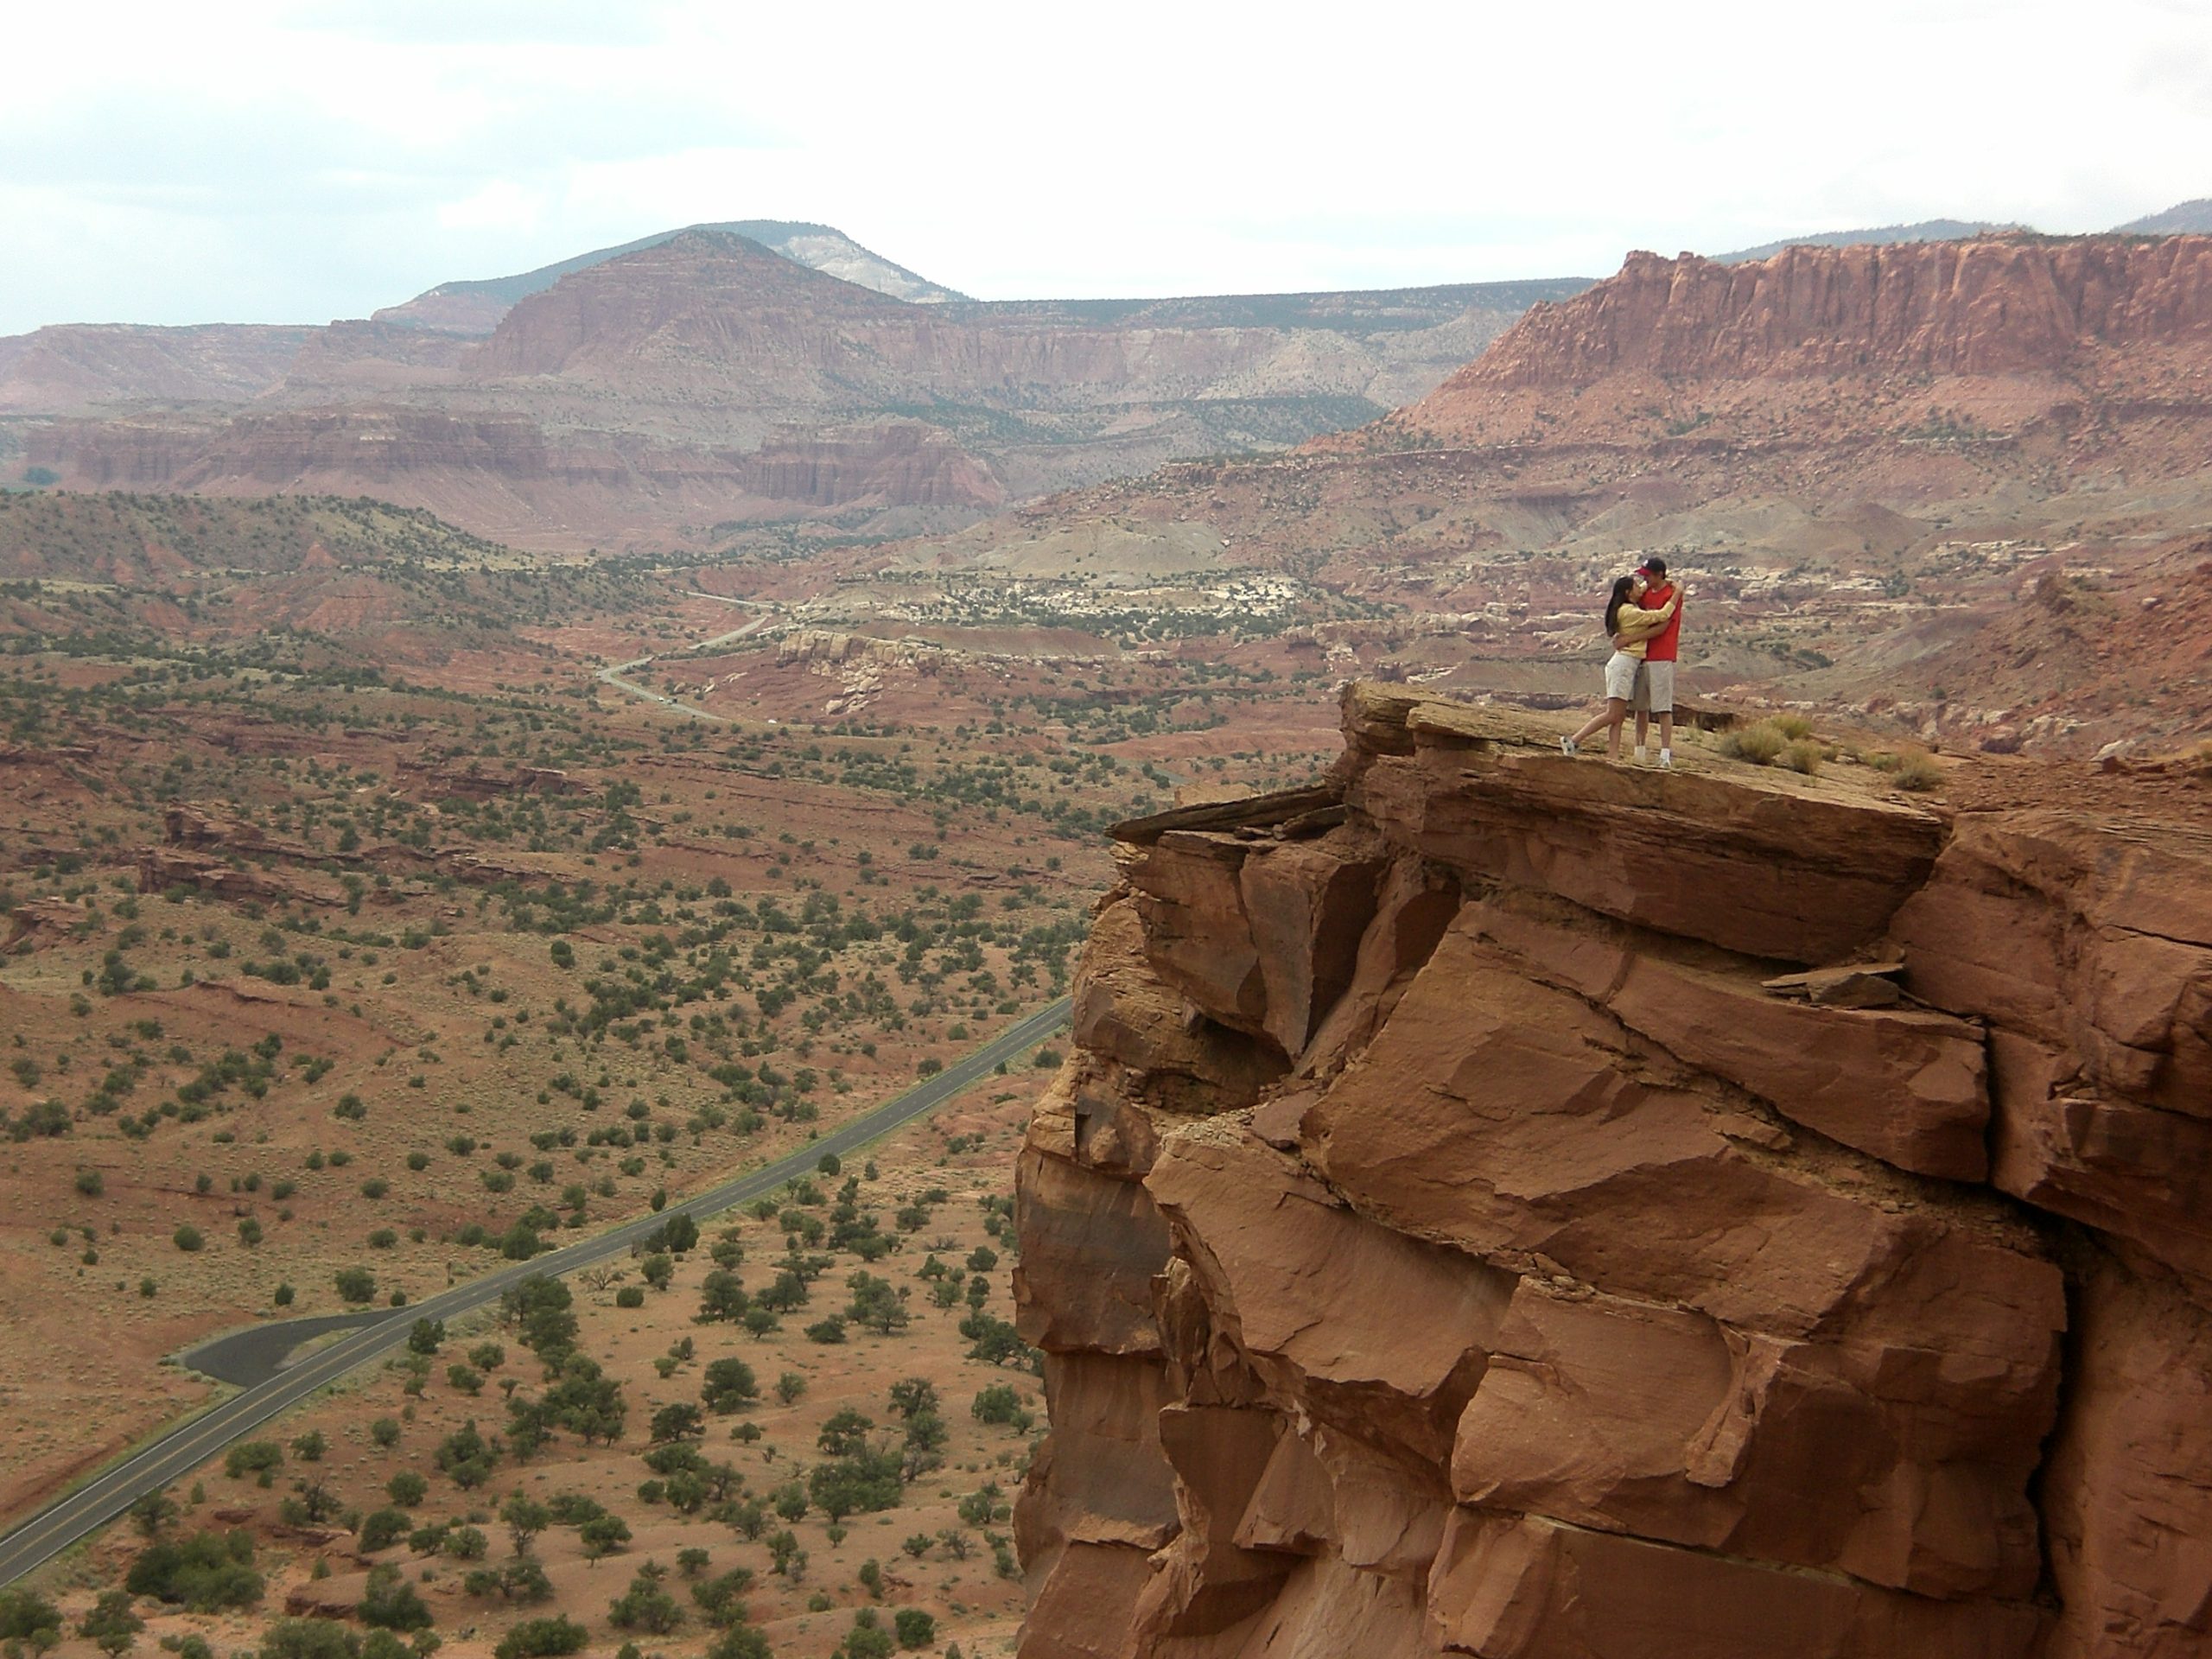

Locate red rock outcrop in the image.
[1014,682,2212,1658]
[1385,235,2212,453]
[1471,238,2212,386]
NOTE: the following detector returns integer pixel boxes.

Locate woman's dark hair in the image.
[1603,575,1637,640]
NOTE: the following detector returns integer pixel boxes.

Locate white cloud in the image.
[2,0,2208,331]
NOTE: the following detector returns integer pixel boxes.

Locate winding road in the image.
[0,997,1070,1587]
[594,593,774,721]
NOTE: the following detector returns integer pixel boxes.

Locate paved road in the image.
[184,1313,391,1389]
[594,593,772,722]
[0,998,1070,1587]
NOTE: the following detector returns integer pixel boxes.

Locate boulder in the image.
[1014,1145,1173,1357]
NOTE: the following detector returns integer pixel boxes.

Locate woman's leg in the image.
[1567,704,1615,745]
[1603,699,1629,759]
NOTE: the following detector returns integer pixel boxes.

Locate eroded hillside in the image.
[1014,681,2212,1658]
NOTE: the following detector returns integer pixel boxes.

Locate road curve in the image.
[0,997,1071,1588]
[594,592,772,722]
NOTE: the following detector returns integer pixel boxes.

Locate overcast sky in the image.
[3,0,2209,334]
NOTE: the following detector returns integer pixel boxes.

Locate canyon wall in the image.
[1389,234,2212,449]
[1013,683,2212,1658]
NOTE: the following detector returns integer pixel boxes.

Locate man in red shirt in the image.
[1629,557,1682,767]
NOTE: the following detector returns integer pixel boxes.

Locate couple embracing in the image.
[1560,557,1682,766]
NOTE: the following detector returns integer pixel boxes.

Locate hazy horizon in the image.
[3,0,2208,334]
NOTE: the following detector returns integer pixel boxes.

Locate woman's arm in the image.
[1613,605,1669,643]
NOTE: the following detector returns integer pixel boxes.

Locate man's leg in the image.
[1649,664,1677,767]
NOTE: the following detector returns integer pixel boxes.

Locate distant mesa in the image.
[373,219,968,334]
[7,226,1591,548]
[2113,197,2212,236]
[1717,194,2212,264]
[1714,218,2023,264]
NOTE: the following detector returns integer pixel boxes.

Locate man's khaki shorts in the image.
[1631,659,1675,714]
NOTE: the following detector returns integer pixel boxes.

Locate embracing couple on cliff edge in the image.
[1560,556,1683,766]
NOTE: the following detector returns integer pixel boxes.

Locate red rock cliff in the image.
[1387,235,2212,449]
[1013,683,2212,1659]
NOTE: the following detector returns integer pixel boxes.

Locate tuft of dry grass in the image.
[1892,750,1943,791]
[1719,720,1788,765]
[1868,745,1943,791]
[1781,738,1824,777]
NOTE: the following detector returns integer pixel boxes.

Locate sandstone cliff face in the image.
[1475,238,2212,385]
[1389,236,2212,449]
[1014,683,2212,1658]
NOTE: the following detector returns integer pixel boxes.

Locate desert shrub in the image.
[1771,713,1815,741]
[1781,739,1824,777]
[494,1616,588,1659]
[172,1224,203,1252]
[842,1608,895,1659]
[124,1529,262,1610]
[225,1440,283,1482]
[358,1563,431,1630]
[466,1560,552,1602]
[435,1420,500,1487]
[580,1512,632,1560]
[386,1471,428,1507]
[702,1358,758,1414]
[808,1448,905,1522]
[78,1601,144,1659]
[972,1383,1023,1426]
[334,1266,377,1303]
[257,1618,359,1659]
[706,1628,773,1659]
[895,1608,938,1649]
[0,1586,61,1646]
[615,1285,645,1308]
[652,1402,705,1442]
[607,1566,682,1634]
[1718,720,1787,765]
[356,1508,410,1552]
[691,1567,756,1627]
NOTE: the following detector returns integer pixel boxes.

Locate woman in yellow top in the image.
[1560,573,1681,761]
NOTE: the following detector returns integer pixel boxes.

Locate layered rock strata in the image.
[1014,683,2212,1658]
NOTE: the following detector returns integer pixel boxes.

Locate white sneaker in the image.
[1560,737,1579,757]
[1634,747,1648,766]
[1659,751,1674,770]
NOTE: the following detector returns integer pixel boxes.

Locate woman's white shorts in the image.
[1605,651,1639,702]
